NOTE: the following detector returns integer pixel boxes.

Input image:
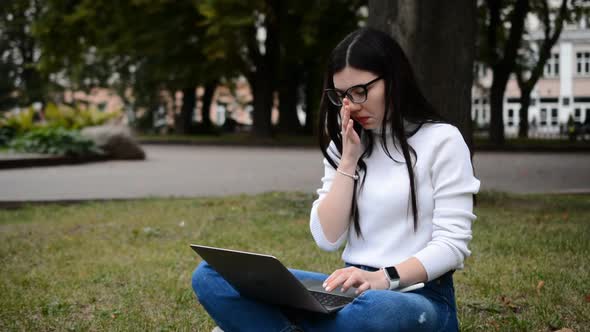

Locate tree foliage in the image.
[476,0,590,143]
[6,0,366,137]
[0,0,47,110]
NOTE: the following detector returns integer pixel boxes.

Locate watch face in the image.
[385,267,400,280]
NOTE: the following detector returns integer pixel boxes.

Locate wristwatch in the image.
[382,266,401,290]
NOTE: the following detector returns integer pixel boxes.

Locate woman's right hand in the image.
[340,99,363,169]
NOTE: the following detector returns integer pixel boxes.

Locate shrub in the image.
[0,107,36,134]
[43,103,121,130]
[0,127,16,147]
[0,104,122,148]
[8,127,103,157]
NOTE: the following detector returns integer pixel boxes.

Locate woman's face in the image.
[332,66,387,130]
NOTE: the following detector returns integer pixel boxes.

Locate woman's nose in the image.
[344,99,361,113]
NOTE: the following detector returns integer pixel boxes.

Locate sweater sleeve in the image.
[309,144,349,251]
[413,127,480,281]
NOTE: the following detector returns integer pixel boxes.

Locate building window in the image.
[574,108,581,123]
[551,108,558,126]
[545,53,559,77]
[577,52,590,75]
[540,108,547,126]
[472,108,479,122]
[508,109,514,126]
[562,97,570,106]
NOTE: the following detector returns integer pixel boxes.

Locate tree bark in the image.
[517,0,567,138]
[278,66,302,134]
[249,0,280,138]
[200,80,216,132]
[303,61,322,136]
[175,87,196,134]
[486,0,530,145]
[277,5,303,135]
[368,1,476,151]
[518,92,531,138]
[251,59,274,137]
[489,77,508,144]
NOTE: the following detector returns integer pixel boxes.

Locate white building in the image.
[472,10,590,138]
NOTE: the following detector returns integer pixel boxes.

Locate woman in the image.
[192,27,480,332]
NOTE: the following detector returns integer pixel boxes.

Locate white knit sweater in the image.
[309,123,481,281]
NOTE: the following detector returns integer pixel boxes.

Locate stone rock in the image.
[81,125,145,160]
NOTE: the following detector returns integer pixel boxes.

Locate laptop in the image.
[190,244,356,313]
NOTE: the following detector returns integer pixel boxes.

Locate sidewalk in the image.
[1,145,589,206]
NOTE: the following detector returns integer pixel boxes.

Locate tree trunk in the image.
[251,63,274,137]
[249,0,280,138]
[518,91,531,138]
[175,87,196,134]
[485,0,529,145]
[368,1,476,151]
[516,0,567,139]
[278,66,302,134]
[200,80,216,133]
[489,69,510,145]
[303,62,322,136]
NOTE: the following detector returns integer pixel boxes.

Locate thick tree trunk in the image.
[489,80,506,145]
[368,1,476,151]
[516,0,567,140]
[303,62,323,136]
[251,65,274,137]
[518,92,531,138]
[200,80,216,132]
[249,0,280,138]
[278,66,302,134]
[485,0,529,145]
[175,87,196,135]
[276,3,303,135]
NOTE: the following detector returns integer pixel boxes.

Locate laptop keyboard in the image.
[310,291,353,308]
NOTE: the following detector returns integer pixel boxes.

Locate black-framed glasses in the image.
[324,76,382,107]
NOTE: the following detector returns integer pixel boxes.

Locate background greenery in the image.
[0,104,120,155]
[0,191,588,331]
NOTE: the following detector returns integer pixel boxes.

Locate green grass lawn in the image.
[0,191,588,331]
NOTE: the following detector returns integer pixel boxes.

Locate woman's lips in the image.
[355,117,370,124]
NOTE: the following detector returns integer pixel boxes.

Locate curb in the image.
[0,155,111,170]
[0,198,135,209]
[138,139,317,149]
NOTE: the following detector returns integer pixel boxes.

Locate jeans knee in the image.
[191,261,212,299]
[348,290,438,332]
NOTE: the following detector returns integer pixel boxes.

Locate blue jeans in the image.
[192,261,459,332]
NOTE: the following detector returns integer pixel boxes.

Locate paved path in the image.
[1,145,589,202]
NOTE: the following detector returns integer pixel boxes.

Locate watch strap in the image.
[382,267,401,290]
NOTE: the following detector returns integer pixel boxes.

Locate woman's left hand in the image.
[323,267,389,295]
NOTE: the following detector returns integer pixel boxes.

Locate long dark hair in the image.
[318,27,449,236]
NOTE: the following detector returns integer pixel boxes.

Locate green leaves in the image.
[0,108,36,134]
[42,103,121,130]
[8,127,103,157]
